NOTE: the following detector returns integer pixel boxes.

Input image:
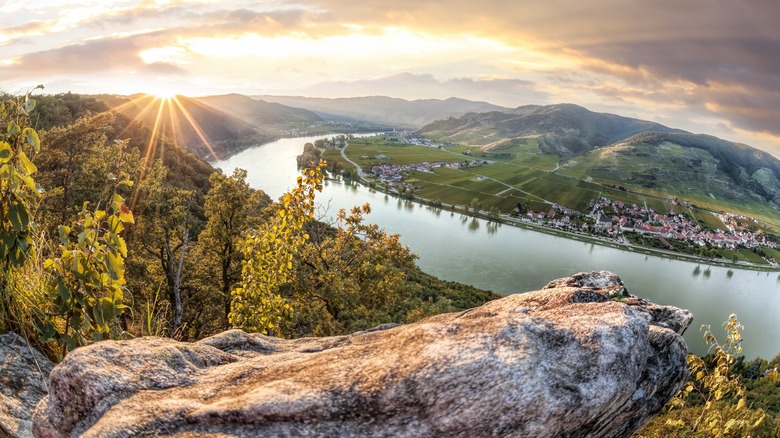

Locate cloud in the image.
[0,32,184,80]
[306,0,780,140]
[1,0,779,153]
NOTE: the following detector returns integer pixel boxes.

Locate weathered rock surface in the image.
[33,271,692,438]
[1,333,54,438]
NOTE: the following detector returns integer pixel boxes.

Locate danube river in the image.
[216,135,780,359]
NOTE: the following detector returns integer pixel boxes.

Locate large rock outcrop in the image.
[33,271,692,438]
[1,333,54,438]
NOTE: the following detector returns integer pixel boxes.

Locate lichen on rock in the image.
[0,333,54,438]
[32,271,692,438]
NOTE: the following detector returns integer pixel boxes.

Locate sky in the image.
[1,0,779,156]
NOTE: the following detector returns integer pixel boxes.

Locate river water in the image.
[216,135,780,359]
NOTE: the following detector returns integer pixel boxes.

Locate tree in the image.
[469,197,481,213]
[198,168,268,322]
[38,112,116,224]
[229,162,324,334]
[131,159,196,334]
[288,203,417,336]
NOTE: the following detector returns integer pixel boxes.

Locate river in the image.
[215,135,780,359]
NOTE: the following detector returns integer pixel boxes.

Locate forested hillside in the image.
[0,92,498,360]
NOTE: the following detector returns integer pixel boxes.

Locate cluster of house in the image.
[523,197,777,251]
[369,160,490,184]
[279,121,363,137]
[521,204,584,230]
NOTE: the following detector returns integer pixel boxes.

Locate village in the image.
[369,159,491,185]
[523,197,777,254]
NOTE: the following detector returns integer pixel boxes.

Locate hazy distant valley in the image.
[87,92,780,267]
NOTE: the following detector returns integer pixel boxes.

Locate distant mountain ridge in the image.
[196,94,322,126]
[419,103,686,155]
[258,95,510,128]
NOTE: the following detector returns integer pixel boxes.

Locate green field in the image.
[330,136,780,238]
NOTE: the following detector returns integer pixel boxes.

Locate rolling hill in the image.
[416,103,780,223]
[258,95,510,128]
[419,103,685,155]
[558,131,780,211]
[195,94,322,126]
[97,94,330,160]
[97,94,265,160]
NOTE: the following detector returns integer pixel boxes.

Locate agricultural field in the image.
[338,137,696,217]
[329,135,780,236]
[344,138,462,168]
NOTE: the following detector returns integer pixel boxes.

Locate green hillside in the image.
[419,103,684,155]
[413,105,780,230]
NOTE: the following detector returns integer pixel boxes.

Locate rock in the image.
[33,271,692,438]
[0,333,54,438]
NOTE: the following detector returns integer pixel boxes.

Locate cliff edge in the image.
[29,271,691,437]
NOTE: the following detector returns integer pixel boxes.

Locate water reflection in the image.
[693,265,701,276]
[468,218,480,232]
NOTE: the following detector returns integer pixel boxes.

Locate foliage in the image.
[35,154,135,355]
[229,162,324,334]
[284,203,417,337]
[0,89,43,336]
[638,314,768,437]
[37,111,118,225]
[198,168,269,324]
[0,92,504,361]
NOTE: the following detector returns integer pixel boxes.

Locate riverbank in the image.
[336,175,780,273]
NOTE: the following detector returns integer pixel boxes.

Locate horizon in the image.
[2,1,779,157]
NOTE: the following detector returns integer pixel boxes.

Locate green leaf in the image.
[22,176,37,193]
[7,202,29,232]
[7,121,19,136]
[58,280,70,304]
[58,226,71,244]
[111,193,124,212]
[24,98,35,114]
[108,233,128,258]
[106,216,124,234]
[105,251,124,281]
[99,297,117,321]
[22,128,40,153]
[0,142,12,164]
[18,150,37,174]
[93,305,105,329]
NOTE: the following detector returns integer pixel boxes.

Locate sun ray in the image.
[165,95,180,149]
[130,96,167,211]
[171,95,219,161]
[112,95,161,140]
